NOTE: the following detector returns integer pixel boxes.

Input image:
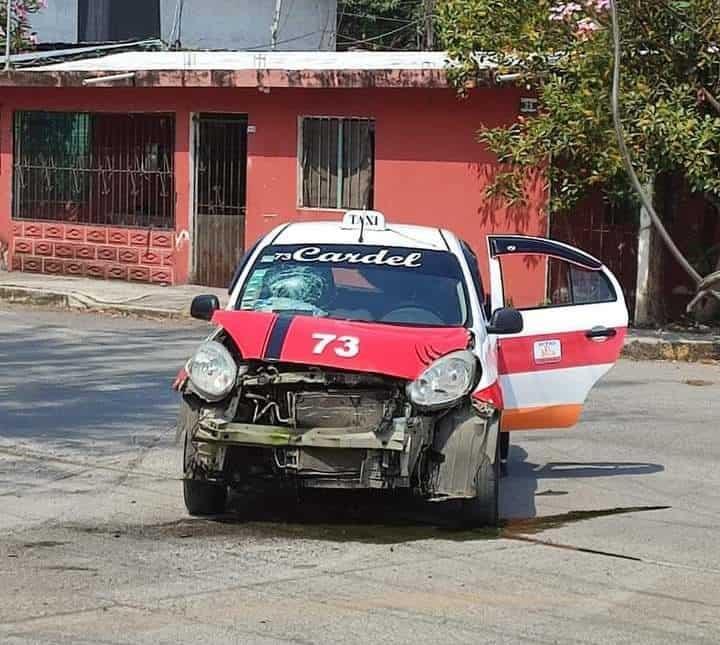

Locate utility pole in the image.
[423,0,435,50]
[4,0,12,71]
[271,0,283,51]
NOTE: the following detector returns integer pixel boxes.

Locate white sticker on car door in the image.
[533,339,562,364]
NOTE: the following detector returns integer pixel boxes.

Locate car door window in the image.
[497,254,615,310]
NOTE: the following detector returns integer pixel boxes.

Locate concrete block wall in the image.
[11,221,176,284]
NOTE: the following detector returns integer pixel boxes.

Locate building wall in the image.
[29,0,336,50]
[0,85,547,290]
[27,0,79,44]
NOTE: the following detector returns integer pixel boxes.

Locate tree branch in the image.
[701,87,720,114]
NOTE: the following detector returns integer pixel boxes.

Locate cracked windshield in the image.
[237,244,469,326]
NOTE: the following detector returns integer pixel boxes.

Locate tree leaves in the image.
[437,0,720,213]
[1,1,45,50]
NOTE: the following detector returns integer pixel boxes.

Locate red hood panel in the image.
[212,310,471,381]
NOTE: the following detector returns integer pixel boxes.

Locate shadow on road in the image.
[501,445,664,519]
[0,319,200,449]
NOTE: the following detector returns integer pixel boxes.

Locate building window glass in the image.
[300,117,375,210]
[13,111,175,229]
[78,0,161,43]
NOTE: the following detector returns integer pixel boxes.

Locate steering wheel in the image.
[380,305,445,325]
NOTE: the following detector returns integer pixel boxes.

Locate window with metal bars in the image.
[12,111,175,229]
[300,117,375,210]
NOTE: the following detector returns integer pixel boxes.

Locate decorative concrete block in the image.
[118,248,140,264]
[107,229,130,245]
[62,260,84,276]
[14,239,32,255]
[129,266,151,282]
[86,228,108,244]
[23,256,43,272]
[34,241,54,256]
[44,224,64,239]
[97,246,118,262]
[130,230,151,247]
[151,231,173,248]
[150,267,173,284]
[85,262,107,279]
[54,243,75,259]
[74,245,96,260]
[24,223,43,238]
[107,265,128,281]
[43,259,64,274]
[65,226,84,242]
[140,250,162,265]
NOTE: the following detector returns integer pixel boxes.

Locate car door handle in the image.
[585,326,617,339]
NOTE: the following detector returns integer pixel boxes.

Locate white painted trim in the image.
[499,363,615,408]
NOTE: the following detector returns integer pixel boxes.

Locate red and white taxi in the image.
[175,211,628,525]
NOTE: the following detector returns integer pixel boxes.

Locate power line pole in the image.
[423,0,435,50]
[4,0,12,71]
[271,0,283,51]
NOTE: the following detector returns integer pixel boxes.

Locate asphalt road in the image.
[1,305,719,644]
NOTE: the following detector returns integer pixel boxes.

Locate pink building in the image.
[0,51,548,299]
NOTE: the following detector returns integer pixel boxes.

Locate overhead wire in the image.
[335,18,422,47]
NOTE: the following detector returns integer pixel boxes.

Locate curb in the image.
[0,286,186,320]
[622,339,720,362]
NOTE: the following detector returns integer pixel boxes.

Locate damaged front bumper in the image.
[197,416,412,451]
[192,414,428,490]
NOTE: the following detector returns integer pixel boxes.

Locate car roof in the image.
[272,221,452,251]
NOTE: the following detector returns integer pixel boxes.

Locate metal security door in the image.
[193,114,248,287]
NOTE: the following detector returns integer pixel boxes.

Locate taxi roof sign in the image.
[341,210,387,231]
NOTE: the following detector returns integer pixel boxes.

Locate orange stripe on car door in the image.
[500,404,583,431]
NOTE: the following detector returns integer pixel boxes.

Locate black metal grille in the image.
[12,111,175,229]
[301,117,375,210]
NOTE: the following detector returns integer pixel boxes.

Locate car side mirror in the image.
[486,307,523,335]
[190,294,220,321]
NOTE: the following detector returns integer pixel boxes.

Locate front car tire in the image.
[178,397,228,516]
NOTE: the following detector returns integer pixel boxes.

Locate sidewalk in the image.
[1,271,718,361]
[0,270,227,319]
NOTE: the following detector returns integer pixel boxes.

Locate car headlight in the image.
[188,341,238,401]
[406,350,477,409]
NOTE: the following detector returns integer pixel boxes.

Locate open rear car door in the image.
[487,235,629,431]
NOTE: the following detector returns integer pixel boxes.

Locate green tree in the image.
[337,1,438,50]
[438,0,720,322]
[1,0,46,54]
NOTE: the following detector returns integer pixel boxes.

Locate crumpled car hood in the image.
[212,310,471,381]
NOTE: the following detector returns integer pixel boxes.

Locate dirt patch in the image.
[65,504,671,546]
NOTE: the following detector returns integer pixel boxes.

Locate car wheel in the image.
[460,425,500,527]
[179,398,228,516]
[183,479,227,516]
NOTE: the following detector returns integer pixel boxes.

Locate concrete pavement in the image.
[0,305,719,644]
